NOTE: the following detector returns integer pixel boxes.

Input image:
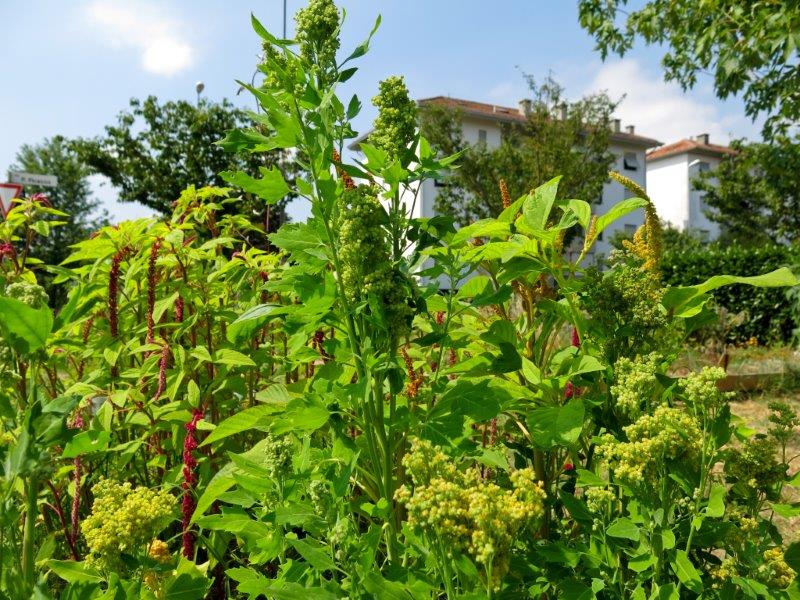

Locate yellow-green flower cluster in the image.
[82,479,174,570]
[395,440,544,584]
[710,557,738,586]
[681,366,731,415]
[597,406,702,486]
[761,548,796,589]
[724,435,785,494]
[4,281,48,309]
[584,487,615,514]
[294,0,340,70]
[264,435,294,480]
[338,185,412,340]
[611,352,662,418]
[371,76,418,161]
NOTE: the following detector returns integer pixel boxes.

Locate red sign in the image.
[0,183,23,217]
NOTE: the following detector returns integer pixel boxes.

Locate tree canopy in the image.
[74,96,290,232]
[11,136,107,305]
[419,76,617,225]
[577,0,800,139]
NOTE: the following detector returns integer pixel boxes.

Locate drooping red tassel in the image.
[152,342,170,402]
[181,408,203,558]
[175,296,185,323]
[146,239,161,344]
[108,248,127,339]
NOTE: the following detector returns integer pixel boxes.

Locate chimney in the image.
[625,125,635,134]
[610,118,621,133]
[518,99,532,116]
[558,103,568,121]
[695,133,710,144]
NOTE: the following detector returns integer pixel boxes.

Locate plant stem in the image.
[21,475,39,593]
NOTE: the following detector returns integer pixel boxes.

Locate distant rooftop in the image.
[350,95,662,150]
[647,134,735,162]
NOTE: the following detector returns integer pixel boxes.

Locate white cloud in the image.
[83,1,194,76]
[585,58,757,145]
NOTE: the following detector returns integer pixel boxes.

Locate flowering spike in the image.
[146,239,162,344]
[500,179,511,209]
[181,408,203,558]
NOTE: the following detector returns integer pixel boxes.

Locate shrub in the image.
[661,244,800,344]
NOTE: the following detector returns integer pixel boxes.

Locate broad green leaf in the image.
[452,219,511,245]
[286,537,336,572]
[213,348,256,368]
[227,304,286,344]
[200,405,279,446]
[527,400,584,449]
[664,267,800,312]
[523,176,561,230]
[62,430,110,458]
[191,466,236,522]
[575,469,607,487]
[564,199,592,229]
[606,517,640,541]
[706,483,725,517]
[595,197,648,235]
[362,572,415,599]
[47,560,103,584]
[163,559,212,600]
[670,550,703,594]
[0,297,53,354]
[220,167,289,205]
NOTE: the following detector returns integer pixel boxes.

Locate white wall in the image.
[646,153,722,240]
[647,154,689,230]
[686,154,721,239]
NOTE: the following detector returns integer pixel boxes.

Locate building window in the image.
[623,223,637,235]
[699,229,710,241]
[478,129,487,144]
[697,161,710,173]
[434,178,448,188]
[623,152,639,171]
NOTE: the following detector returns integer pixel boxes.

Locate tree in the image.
[74,96,290,233]
[696,136,800,246]
[577,0,800,139]
[11,136,108,305]
[419,76,617,225]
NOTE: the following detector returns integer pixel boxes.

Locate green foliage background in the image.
[661,245,800,344]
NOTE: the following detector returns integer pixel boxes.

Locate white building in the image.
[353,96,661,263]
[646,134,735,241]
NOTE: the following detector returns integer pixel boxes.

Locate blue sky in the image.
[1,0,761,223]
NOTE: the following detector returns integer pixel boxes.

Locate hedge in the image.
[660,244,799,344]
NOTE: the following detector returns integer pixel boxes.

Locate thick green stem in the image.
[22,475,39,593]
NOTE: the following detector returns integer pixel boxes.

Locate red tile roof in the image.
[647,138,736,161]
[418,96,662,148]
[349,95,662,149]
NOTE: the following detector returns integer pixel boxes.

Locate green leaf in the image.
[200,405,278,447]
[452,219,511,245]
[213,348,256,368]
[220,167,290,205]
[706,483,725,517]
[47,560,103,584]
[62,430,110,458]
[575,469,607,487]
[595,197,648,236]
[670,550,703,594]
[0,297,53,354]
[523,176,561,230]
[286,537,336,572]
[664,267,800,312]
[163,559,212,600]
[564,199,592,229]
[606,517,640,541]
[527,400,585,449]
[227,304,286,344]
[362,572,415,599]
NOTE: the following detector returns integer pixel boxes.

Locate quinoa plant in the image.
[2,2,800,598]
